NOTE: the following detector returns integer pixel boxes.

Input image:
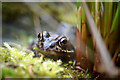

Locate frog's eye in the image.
[38,33,41,38]
[38,32,44,41]
[59,37,67,46]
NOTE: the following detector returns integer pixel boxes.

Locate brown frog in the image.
[31,31,75,62]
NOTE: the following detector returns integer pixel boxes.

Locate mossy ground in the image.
[0,42,91,78]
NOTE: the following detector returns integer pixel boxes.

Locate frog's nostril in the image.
[43,31,50,37]
[50,43,55,48]
[46,32,50,37]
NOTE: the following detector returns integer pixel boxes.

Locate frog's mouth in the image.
[44,49,75,54]
[38,43,75,61]
[54,49,74,53]
[41,49,75,60]
[44,44,75,54]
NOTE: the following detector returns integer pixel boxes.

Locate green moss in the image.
[0,42,91,78]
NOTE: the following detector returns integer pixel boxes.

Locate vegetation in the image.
[1,1,120,79]
[76,2,120,78]
[0,42,90,78]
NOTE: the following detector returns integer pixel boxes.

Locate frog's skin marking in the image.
[32,31,75,62]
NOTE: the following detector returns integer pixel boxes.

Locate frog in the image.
[31,31,75,63]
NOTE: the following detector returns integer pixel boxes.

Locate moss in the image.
[0,42,91,78]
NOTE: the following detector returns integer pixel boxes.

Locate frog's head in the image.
[37,31,75,62]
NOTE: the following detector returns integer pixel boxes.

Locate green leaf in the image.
[110,3,119,33]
